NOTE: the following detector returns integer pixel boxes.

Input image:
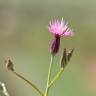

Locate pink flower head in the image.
[48,18,74,37]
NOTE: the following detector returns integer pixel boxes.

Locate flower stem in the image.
[49,68,64,88]
[13,71,44,96]
[44,55,54,96]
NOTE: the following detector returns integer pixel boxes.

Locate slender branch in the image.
[44,55,54,96]
[0,82,10,96]
[49,68,64,88]
[47,55,54,85]
[5,58,44,96]
[13,71,44,96]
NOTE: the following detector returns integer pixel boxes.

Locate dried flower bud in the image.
[5,58,14,71]
[68,48,74,62]
[61,48,74,68]
[50,35,60,55]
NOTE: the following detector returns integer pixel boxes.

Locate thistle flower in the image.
[48,18,74,37]
[48,18,74,55]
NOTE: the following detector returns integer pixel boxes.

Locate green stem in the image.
[49,68,64,88]
[44,55,54,96]
[13,71,44,96]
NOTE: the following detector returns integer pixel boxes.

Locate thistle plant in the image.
[3,18,74,96]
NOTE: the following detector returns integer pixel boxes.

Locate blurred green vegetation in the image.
[0,0,96,96]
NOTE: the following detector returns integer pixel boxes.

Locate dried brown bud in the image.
[61,48,74,68]
[61,48,67,68]
[68,48,74,62]
[5,58,14,71]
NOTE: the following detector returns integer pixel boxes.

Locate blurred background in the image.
[0,0,96,96]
